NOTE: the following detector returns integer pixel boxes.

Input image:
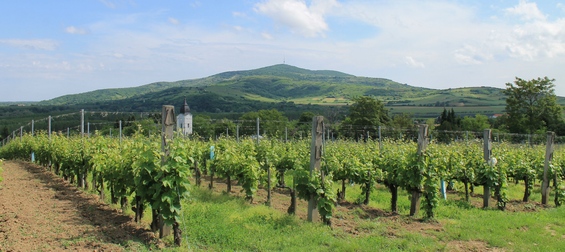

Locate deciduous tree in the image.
[504,77,564,134]
[341,96,389,139]
[461,114,491,132]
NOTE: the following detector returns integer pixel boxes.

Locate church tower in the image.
[176,99,193,135]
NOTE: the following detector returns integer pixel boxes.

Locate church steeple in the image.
[180,98,190,114]
[177,98,193,135]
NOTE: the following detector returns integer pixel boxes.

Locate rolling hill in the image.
[38,64,515,111]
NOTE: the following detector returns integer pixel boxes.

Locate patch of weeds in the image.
[356,220,381,232]
[333,210,346,220]
[60,235,98,248]
[524,203,536,211]
[351,207,367,219]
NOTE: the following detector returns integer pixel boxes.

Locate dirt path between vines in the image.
[0,160,155,252]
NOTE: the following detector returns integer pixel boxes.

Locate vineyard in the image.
[1,121,565,250]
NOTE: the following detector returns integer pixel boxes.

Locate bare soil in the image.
[0,160,155,252]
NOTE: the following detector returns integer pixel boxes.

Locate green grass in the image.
[71,168,565,251]
[172,188,440,252]
[155,179,565,251]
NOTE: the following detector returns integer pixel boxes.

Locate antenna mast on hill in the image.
[283,54,285,64]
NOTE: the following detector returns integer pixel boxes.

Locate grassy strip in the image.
[85,169,565,251]
[175,188,439,251]
[155,180,565,252]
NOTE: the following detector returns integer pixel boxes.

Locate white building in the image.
[176,99,193,135]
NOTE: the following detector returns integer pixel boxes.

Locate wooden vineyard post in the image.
[542,131,555,205]
[256,117,260,144]
[308,116,323,222]
[119,120,122,144]
[410,124,428,217]
[236,124,240,142]
[30,120,35,162]
[378,126,382,153]
[160,105,174,239]
[81,109,85,137]
[48,116,52,171]
[483,129,492,208]
[79,109,86,188]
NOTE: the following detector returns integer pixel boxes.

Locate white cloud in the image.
[261,32,273,40]
[232,12,247,18]
[65,26,88,35]
[404,56,424,68]
[254,0,338,38]
[99,0,116,9]
[168,17,179,25]
[0,39,58,50]
[454,44,494,65]
[505,0,546,21]
[500,9,565,60]
[190,1,201,8]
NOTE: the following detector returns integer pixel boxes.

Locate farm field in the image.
[1,132,565,251]
[1,160,565,251]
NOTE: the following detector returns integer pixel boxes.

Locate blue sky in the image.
[1,0,565,101]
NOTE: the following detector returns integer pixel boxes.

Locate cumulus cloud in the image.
[0,39,58,50]
[501,3,565,60]
[254,0,338,38]
[65,26,88,35]
[505,0,546,21]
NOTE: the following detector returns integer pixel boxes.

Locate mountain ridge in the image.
[38,64,432,106]
[35,64,564,117]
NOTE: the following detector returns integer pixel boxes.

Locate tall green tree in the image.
[293,111,316,138]
[341,96,389,138]
[437,108,461,131]
[214,118,236,138]
[435,108,463,143]
[461,114,491,132]
[504,77,564,134]
[192,115,214,139]
[240,109,288,138]
[349,96,389,127]
[1,126,9,140]
[390,113,414,129]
